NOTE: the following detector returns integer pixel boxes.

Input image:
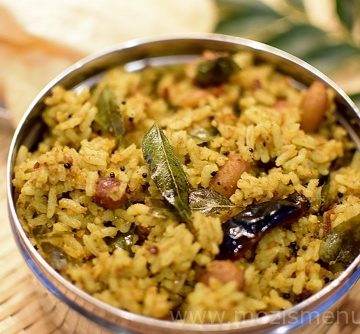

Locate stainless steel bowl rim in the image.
[7,33,360,332]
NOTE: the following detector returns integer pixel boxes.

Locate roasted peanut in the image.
[209,153,251,198]
[200,260,244,291]
[300,80,328,133]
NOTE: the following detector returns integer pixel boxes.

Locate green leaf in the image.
[189,127,218,145]
[32,225,51,237]
[216,0,274,20]
[95,86,125,139]
[106,228,139,253]
[215,1,282,38]
[142,124,191,222]
[194,55,239,87]
[41,242,68,271]
[319,213,360,265]
[189,188,235,215]
[350,92,360,109]
[320,176,332,212]
[336,0,357,32]
[303,43,360,73]
[265,24,327,58]
[285,0,305,11]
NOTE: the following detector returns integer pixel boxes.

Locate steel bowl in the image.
[7,33,360,334]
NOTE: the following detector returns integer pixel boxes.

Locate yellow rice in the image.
[12,51,360,323]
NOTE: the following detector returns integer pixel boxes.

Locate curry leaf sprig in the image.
[142,124,235,222]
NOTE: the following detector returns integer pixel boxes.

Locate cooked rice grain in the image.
[13,51,359,323]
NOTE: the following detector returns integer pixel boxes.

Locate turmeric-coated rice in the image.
[13,51,360,323]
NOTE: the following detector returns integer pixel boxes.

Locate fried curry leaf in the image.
[41,242,68,271]
[189,188,235,214]
[32,225,51,237]
[320,176,332,212]
[108,230,139,253]
[189,127,218,145]
[319,213,360,266]
[142,124,191,222]
[95,86,125,139]
[194,56,239,87]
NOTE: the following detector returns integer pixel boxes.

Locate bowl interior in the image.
[7,34,360,333]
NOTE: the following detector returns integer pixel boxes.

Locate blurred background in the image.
[0,0,360,125]
[0,0,359,127]
[215,0,360,105]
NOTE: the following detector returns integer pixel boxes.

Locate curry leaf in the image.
[336,0,357,32]
[189,188,235,214]
[303,43,360,73]
[189,127,218,145]
[41,242,68,271]
[285,0,305,11]
[350,92,360,109]
[142,124,191,222]
[215,1,282,38]
[95,86,125,139]
[319,213,360,265]
[195,56,239,87]
[106,228,139,254]
[319,176,335,212]
[265,24,327,59]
